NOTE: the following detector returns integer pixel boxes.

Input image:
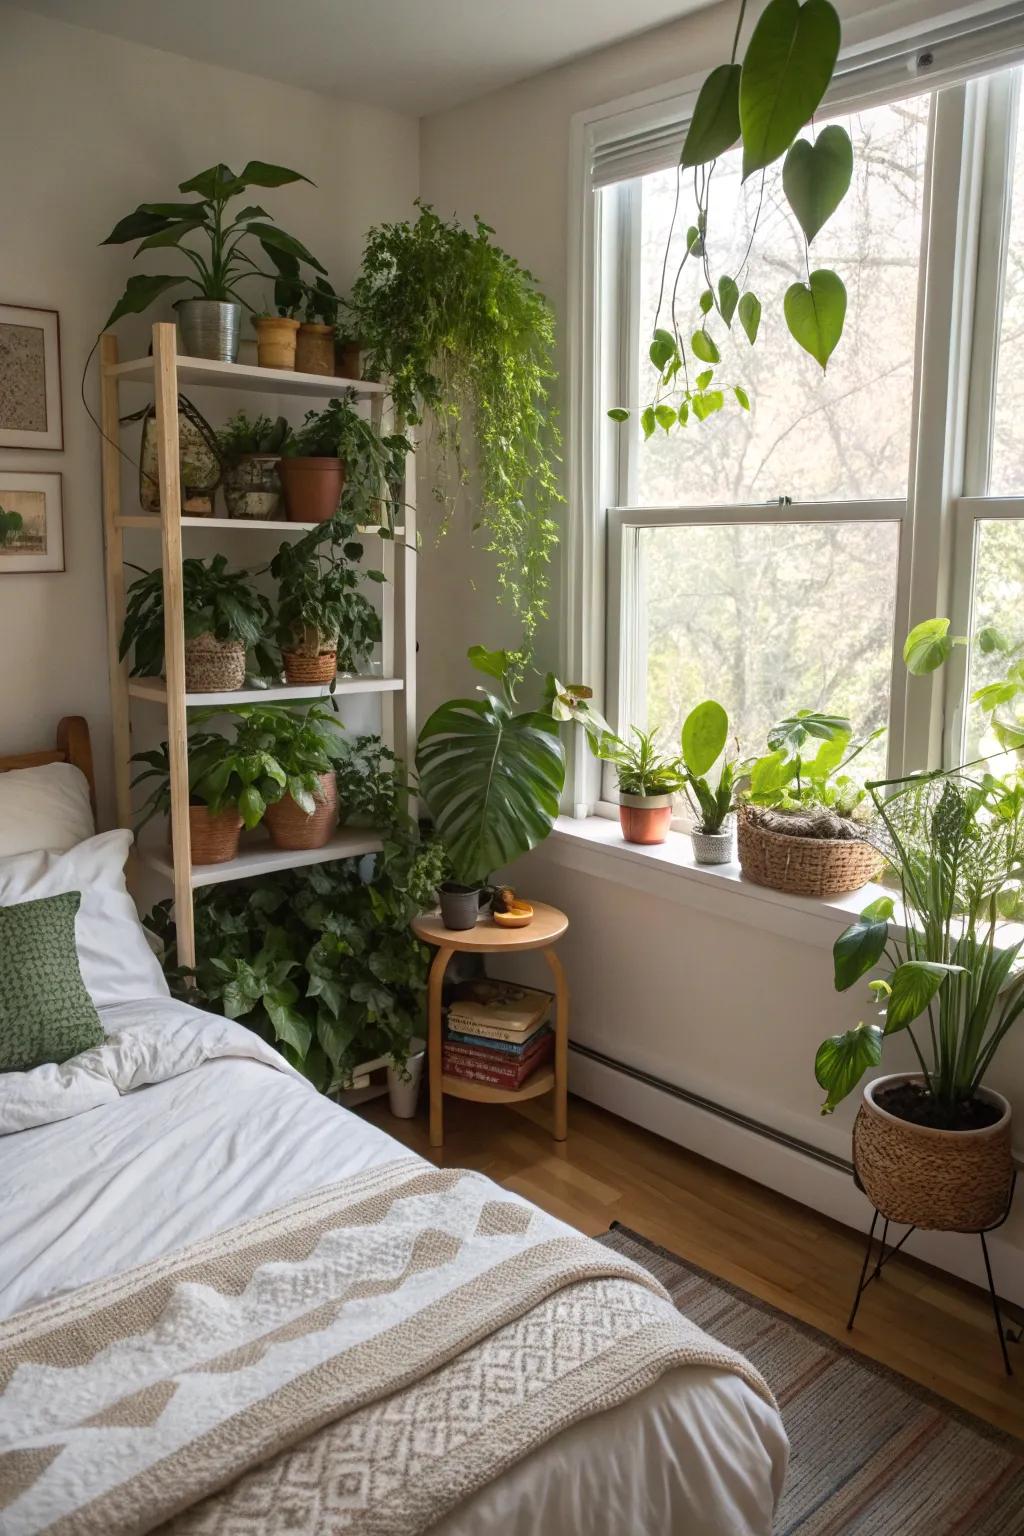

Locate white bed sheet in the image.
[0,1000,787,1535]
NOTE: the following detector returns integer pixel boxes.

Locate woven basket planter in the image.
[737,805,881,897]
[187,804,242,865]
[854,1074,1014,1231]
[264,772,338,851]
[183,633,246,693]
[282,632,338,686]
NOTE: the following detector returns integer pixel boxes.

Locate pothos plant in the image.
[610,0,852,438]
[349,203,562,660]
[284,399,411,534]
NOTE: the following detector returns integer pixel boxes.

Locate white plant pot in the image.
[387,1036,426,1119]
[690,817,736,866]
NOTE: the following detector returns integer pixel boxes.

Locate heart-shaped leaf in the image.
[734,385,751,410]
[681,63,742,168]
[691,330,721,365]
[607,407,630,422]
[700,289,714,315]
[641,406,657,440]
[903,617,953,675]
[833,901,892,992]
[740,0,841,179]
[682,700,728,777]
[649,327,677,370]
[884,961,964,1035]
[815,1023,882,1114]
[718,275,739,325]
[783,125,853,244]
[784,269,846,369]
[738,292,761,344]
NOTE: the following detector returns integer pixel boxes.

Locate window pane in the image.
[632,520,899,776]
[989,80,1024,495]
[965,519,1024,759]
[633,95,930,506]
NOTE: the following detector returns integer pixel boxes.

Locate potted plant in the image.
[270,515,384,684]
[680,699,736,864]
[298,278,341,375]
[253,306,301,371]
[589,727,683,845]
[130,731,272,865]
[216,411,289,520]
[815,768,1021,1233]
[736,711,883,896]
[101,160,327,362]
[277,398,357,523]
[120,555,273,693]
[228,703,348,851]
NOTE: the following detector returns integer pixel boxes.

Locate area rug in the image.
[598,1225,1024,1535]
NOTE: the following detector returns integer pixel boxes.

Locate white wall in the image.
[0,5,418,823]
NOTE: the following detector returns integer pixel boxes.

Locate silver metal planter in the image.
[176,299,241,362]
[690,818,736,866]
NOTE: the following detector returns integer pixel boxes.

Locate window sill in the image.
[531,815,892,951]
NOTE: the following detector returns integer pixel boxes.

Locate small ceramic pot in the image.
[618,792,673,845]
[264,772,338,851]
[690,817,735,866]
[387,1038,426,1118]
[187,803,242,865]
[176,299,241,362]
[254,315,300,370]
[296,322,335,375]
[277,456,346,522]
[438,882,490,930]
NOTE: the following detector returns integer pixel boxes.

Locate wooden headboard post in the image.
[0,716,97,814]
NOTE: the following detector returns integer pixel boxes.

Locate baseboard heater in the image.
[569,1041,854,1176]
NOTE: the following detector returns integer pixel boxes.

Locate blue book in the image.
[444,1023,552,1056]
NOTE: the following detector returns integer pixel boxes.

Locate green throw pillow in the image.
[0,892,105,1073]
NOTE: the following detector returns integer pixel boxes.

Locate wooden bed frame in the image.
[0,716,96,814]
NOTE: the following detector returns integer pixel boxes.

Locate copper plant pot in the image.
[618,792,673,846]
[187,803,242,865]
[254,315,299,370]
[264,772,338,850]
[183,633,246,693]
[296,323,335,376]
[277,457,346,523]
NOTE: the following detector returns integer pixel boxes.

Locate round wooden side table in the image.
[411,902,569,1149]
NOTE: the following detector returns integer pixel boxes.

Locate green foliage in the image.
[0,506,24,546]
[216,411,289,465]
[119,554,273,677]
[144,827,448,1089]
[904,616,1024,750]
[739,709,881,816]
[589,726,685,798]
[680,700,735,834]
[283,397,411,534]
[270,513,383,674]
[348,203,562,658]
[101,160,326,326]
[815,771,1024,1117]
[608,0,851,432]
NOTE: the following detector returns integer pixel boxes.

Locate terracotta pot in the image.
[254,316,299,371]
[183,633,246,692]
[296,323,335,376]
[335,339,362,379]
[264,772,338,850]
[277,456,346,523]
[618,792,673,845]
[854,1073,1014,1231]
[187,803,242,865]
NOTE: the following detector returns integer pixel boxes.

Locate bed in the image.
[0,720,788,1536]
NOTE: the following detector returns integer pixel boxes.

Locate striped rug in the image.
[598,1225,1024,1535]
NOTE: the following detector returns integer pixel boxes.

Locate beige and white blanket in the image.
[0,1157,772,1535]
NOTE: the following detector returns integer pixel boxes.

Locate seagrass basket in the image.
[282,627,338,686]
[183,633,246,693]
[737,804,881,897]
[854,1075,1014,1231]
[186,804,242,865]
[264,773,338,851]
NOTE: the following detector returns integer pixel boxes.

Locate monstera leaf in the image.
[416,694,566,885]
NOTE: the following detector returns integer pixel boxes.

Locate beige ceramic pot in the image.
[254,316,299,370]
[296,322,335,375]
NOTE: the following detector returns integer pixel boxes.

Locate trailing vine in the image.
[350,203,562,661]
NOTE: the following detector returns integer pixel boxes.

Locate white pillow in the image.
[0,762,95,856]
[0,830,169,1011]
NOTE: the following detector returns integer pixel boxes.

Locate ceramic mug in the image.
[438,882,490,931]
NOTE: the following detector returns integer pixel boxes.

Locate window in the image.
[579,32,1024,815]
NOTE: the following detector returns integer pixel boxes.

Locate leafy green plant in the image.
[271,514,383,674]
[680,699,735,834]
[416,645,607,885]
[815,770,1024,1121]
[0,506,24,546]
[904,617,1024,751]
[131,731,277,830]
[119,555,274,677]
[144,829,448,1089]
[349,203,561,658]
[216,411,289,466]
[101,160,327,326]
[740,710,881,819]
[283,398,411,533]
[333,735,410,829]
[589,726,684,797]
[608,0,851,435]
[270,253,342,326]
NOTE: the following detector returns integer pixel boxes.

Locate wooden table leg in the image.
[545,946,569,1142]
[428,945,453,1149]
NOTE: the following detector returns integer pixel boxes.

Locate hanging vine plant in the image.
[349,203,562,661]
[610,0,852,437]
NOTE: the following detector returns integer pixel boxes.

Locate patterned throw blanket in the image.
[0,1158,773,1535]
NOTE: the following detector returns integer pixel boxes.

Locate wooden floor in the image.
[360,1091,1024,1440]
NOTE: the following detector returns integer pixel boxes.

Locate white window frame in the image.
[565,8,1024,822]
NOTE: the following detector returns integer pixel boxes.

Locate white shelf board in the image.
[143,827,384,888]
[117,516,404,536]
[104,353,385,399]
[128,675,403,707]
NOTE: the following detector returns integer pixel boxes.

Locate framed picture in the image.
[0,472,64,573]
[0,304,63,450]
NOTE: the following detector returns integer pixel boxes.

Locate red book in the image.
[443,1034,550,1073]
[443,1037,553,1088]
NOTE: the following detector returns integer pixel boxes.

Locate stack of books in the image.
[443,978,553,1090]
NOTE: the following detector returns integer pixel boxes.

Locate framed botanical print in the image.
[0,304,64,450]
[0,472,64,573]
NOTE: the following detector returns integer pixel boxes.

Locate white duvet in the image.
[0,1000,787,1535]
